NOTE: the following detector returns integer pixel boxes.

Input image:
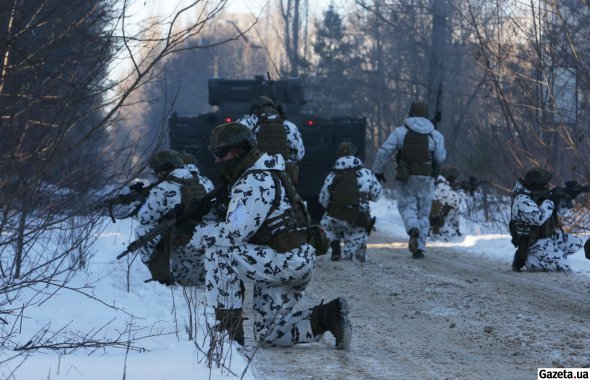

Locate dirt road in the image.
[248,231,590,379]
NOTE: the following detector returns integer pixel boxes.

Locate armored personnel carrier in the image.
[169,75,366,221]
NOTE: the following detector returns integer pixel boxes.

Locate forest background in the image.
[2,0,590,375]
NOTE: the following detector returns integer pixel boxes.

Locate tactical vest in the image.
[397,127,434,177]
[509,194,558,248]
[255,117,290,159]
[246,170,328,254]
[326,167,372,229]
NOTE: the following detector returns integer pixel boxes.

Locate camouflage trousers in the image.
[397,176,435,251]
[204,242,320,346]
[526,231,583,272]
[320,214,368,261]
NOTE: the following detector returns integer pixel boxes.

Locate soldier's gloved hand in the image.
[549,187,568,206]
[584,239,590,260]
[375,173,386,184]
[189,198,212,221]
[129,182,145,192]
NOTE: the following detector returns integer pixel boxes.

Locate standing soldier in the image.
[319,142,383,262]
[237,95,305,185]
[429,165,468,240]
[134,150,210,286]
[372,100,446,259]
[190,122,351,349]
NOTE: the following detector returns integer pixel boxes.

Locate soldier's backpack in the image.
[255,116,290,160]
[396,127,435,181]
[327,167,372,229]
[254,116,301,185]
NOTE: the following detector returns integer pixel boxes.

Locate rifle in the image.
[266,71,286,120]
[431,83,443,129]
[530,181,590,210]
[453,176,491,195]
[116,183,228,260]
[106,182,157,222]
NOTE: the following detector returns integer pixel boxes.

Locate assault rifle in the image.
[267,71,286,120]
[452,176,490,195]
[530,180,590,210]
[116,183,228,260]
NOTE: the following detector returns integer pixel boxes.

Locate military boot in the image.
[330,240,341,261]
[585,239,590,260]
[214,308,245,346]
[408,228,420,256]
[310,297,352,350]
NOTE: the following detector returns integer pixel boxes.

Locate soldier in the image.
[372,100,446,259]
[429,165,468,240]
[319,142,383,262]
[190,122,351,349]
[237,95,305,185]
[510,167,584,272]
[134,150,210,286]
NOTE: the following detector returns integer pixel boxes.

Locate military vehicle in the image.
[168,75,366,221]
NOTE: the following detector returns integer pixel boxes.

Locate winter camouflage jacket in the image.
[372,116,446,176]
[319,156,383,213]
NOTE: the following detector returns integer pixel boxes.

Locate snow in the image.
[5,194,590,380]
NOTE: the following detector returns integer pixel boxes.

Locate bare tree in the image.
[0,0,251,371]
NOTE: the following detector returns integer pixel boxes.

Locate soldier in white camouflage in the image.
[319,142,383,262]
[373,101,446,259]
[190,122,351,349]
[429,165,468,241]
[134,150,213,286]
[510,167,584,272]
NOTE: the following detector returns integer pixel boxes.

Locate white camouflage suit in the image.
[511,180,583,271]
[319,156,383,261]
[237,113,305,163]
[430,175,468,240]
[191,153,320,346]
[373,117,446,252]
[135,167,214,285]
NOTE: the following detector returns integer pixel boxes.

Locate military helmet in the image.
[409,101,429,117]
[209,122,257,153]
[149,150,184,172]
[523,167,552,187]
[180,152,196,165]
[441,165,460,183]
[249,95,277,115]
[336,141,358,158]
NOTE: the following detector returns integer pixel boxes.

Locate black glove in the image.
[129,182,145,192]
[189,197,212,221]
[584,239,590,260]
[375,173,386,184]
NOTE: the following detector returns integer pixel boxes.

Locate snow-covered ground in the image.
[4,195,590,379]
